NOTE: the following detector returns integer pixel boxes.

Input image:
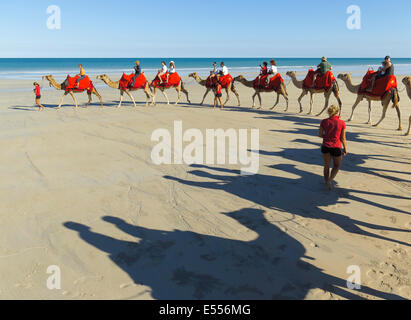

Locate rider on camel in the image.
[311,57,332,88]
[367,56,394,92]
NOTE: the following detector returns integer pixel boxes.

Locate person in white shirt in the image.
[220,62,229,76]
[267,59,278,85]
[158,61,168,84]
[167,61,176,83]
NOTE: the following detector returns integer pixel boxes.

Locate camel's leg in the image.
[222,88,231,107]
[84,93,92,108]
[366,100,372,125]
[251,92,258,108]
[231,84,241,106]
[200,88,211,105]
[270,93,280,110]
[125,90,137,108]
[373,103,389,128]
[57,92,68,109]
[335,90,343,116]
[162,89,170,105]
[150,88,157,106]
[181,84,190,104]
[69,92,79,109]
[256,92,262,109]
[283,90,289,112]
[316,91,331,116]
[94,89,104,108]
[174,87,182,105]
[405,116,411,136]
[297,90,308,113]
[117,91,124,108]
[308,92,315,115]
[144,87,152,107]
[348,96,363,122]
[395,105,402,131]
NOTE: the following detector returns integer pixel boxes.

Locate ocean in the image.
[1,58,411,81]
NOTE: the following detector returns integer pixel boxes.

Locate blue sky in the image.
[0,0,409,57]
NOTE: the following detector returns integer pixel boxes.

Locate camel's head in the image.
[96,74,106,80]
[286,71,296,78]
[42,75,52,81]
[233,75,245,81]
[337,73,349,81]
[188,72,197,78]
[402,77,410,86]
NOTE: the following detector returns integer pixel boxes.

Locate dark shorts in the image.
[321,145,342,157]
[375,73,386,80]
[36,95,41,100]
[215,93,222,98]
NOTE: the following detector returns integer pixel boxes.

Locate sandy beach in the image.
[0,74,409,300]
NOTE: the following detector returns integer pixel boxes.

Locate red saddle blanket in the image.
[205,74,233,89]
[63,75,93,92]
[153,72,181,88]
[302,69,336,91]
[119,73,147,90]
[358,70,398,98]
[253,73,284,91]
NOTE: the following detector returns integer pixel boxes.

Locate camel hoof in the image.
[257,107,262,110]
[397,127,402,131]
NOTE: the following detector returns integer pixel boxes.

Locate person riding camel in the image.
[367,56,394,92]
[75,64,86,88]
[157,61,168,85]
[256,62,268,87]
[219,62,229,77]
[266,59,278,86]
[311,57,332,88]
[131,60,141,88]
[167,61,176,84]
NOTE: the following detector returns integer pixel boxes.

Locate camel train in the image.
[41,65,410,136]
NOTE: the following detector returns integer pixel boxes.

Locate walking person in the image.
[213,75,224,110]
[33,82,45,111]
[318,105,348,190]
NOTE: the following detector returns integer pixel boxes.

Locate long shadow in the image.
[164,164,410,246]
[64,207,406,300]
[261,138,411,185]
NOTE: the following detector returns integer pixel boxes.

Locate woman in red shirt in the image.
[318,105,348,189]
[33,82,45,111]
[213,75,223,110]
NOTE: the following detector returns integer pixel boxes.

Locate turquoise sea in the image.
[1,58,411,80]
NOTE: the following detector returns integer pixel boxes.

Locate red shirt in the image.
[35,85,41,96]
[320,115,346,148]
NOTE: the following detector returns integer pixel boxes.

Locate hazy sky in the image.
[0,0,409,57]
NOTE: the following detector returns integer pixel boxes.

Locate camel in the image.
[42,75,103,109]
[188,72,241,107]
[286,71,342,116]
[96,74,153,108]
[233,75,288,110]
[148,76,191,106]
[402,77,411,136]
[338,73,401,131]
